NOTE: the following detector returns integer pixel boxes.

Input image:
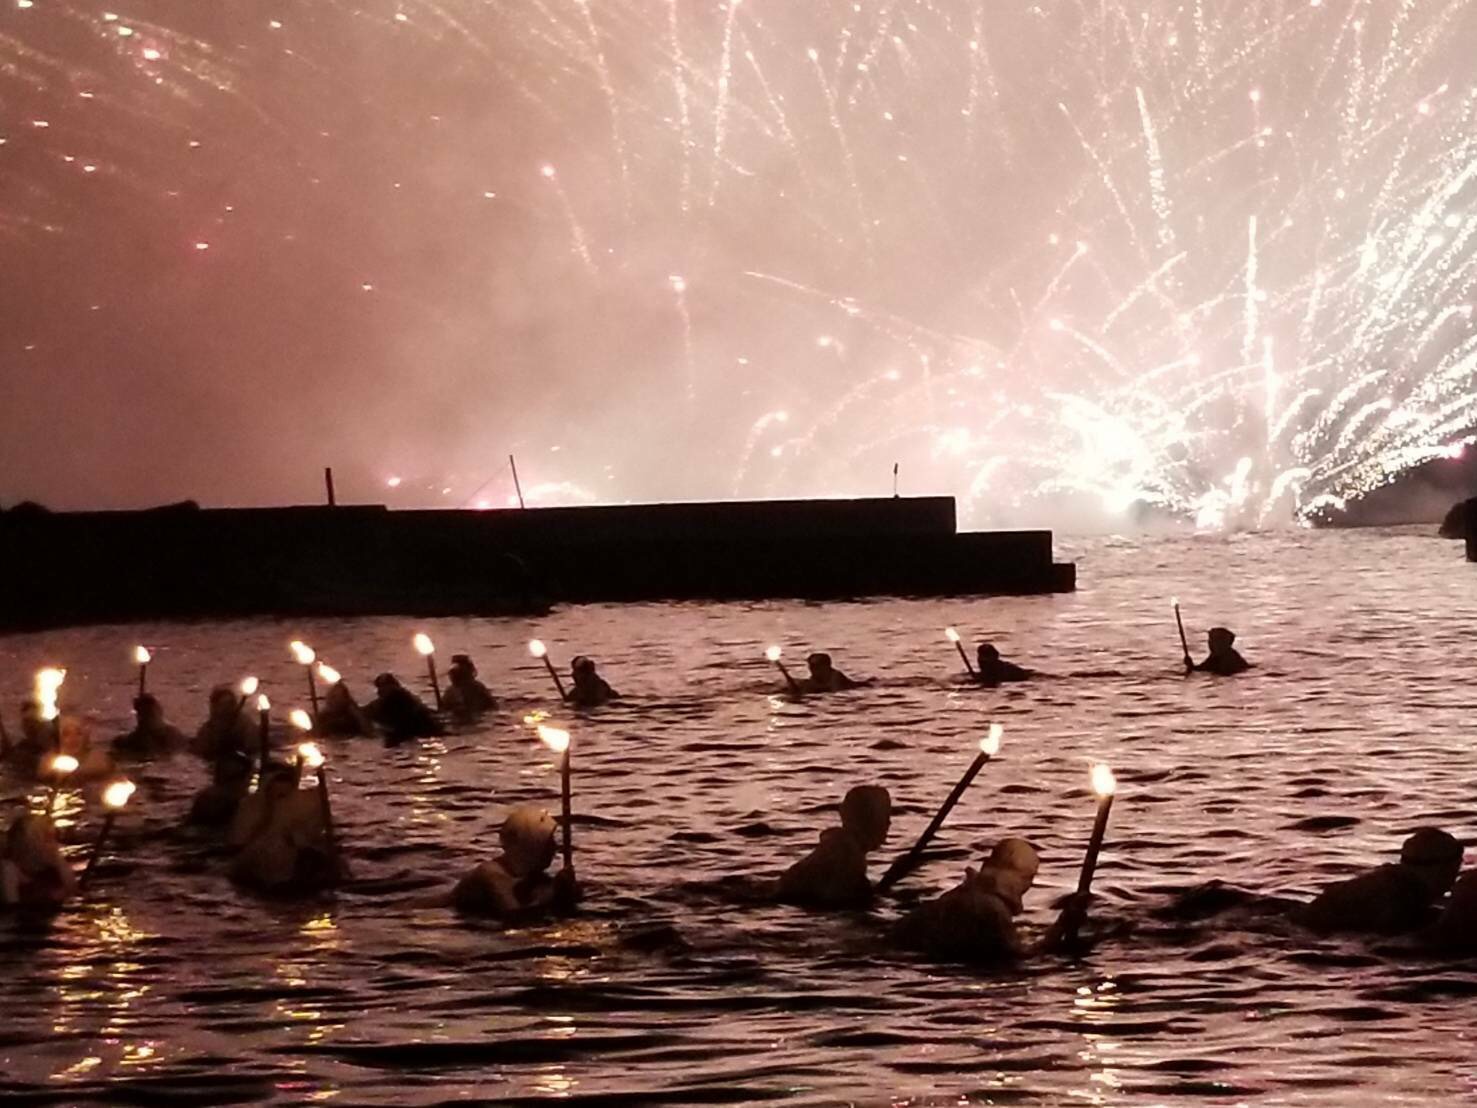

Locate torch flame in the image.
[102,779,136,809]
[537,724,570,754]
[316,662,341,685]
[35,667,66,721]
[256,694,271,712]
[945,627,961,643]
[296,741,325,769]
[240,676,259,697]
[413,632,435,656]
[980,723,1003,756]
[765,645,782,662]
[289,640,316,665]
[289,708,313,732]
[134,645,151,665]
[528,639,547,659]
[1091,762,1117,797]
[1170,596,1179,609]
[49,753,80,776]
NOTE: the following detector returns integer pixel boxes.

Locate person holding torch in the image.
[0,806,78,909]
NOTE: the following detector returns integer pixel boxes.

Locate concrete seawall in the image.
[0,497,1074,629]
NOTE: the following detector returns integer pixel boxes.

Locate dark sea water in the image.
[3,529,1477,1105]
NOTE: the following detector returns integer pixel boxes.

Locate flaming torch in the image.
[878,724,1003,892]
[235,676,259,720]
[1172,598,1192,671]
[134,646,151,696]
[537,724,574,869]
[944,627,976,678]
[83,779,136,881]
[256,694,271,774]
[35,667,66,750]
[413,633,443,710]
[1075,762,1118,897]
[316,663,341,687]
[292,717,337,855]
[765,645,803,698]
[528,639,568,701]
[44,752,80,815]
[290,641,321,717]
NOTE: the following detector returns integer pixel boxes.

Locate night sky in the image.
[4,2,1475,525]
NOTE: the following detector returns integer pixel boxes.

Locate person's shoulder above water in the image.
[799,652,865,694]
[445,654,498,716]
[975,643,1032,686]
[568,657,617,708]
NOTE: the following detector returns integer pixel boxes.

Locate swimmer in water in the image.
[1424,868,1477,953]
[112,695,187,760]
[1188,627,1250,677]
[799,652,862,694]
[893,838,1043,962]
[975,643,1032,687]
[568,656,617,708]
[192,686,255,761]
[776,785,892,910]
[367,673,443,741]
[230,763,343,894]
[443,654,498,717]
[453,805,580,919]
[1296,828,1462,936]
[315,680,372,737]
[0,809,77,909]
[187,749,253,827]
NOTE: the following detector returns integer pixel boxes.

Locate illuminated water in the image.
[2,529,1476,1104]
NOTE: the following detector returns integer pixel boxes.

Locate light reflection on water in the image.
[0,529,1475,1102]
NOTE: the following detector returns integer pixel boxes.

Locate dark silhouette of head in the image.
[1401,827,1464,899]
[373,673,402,696]
[571,655,597,679]
[133,694,164,727]
[208,686,238,719]
[1207,627,1236,653]
[976,643,1001,669]
[840,785,892,850]
[806,653,834,677]
[448,654,477,685]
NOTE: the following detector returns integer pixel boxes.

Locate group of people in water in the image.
[2,621,1472,967]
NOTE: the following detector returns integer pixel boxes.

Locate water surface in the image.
[3,529,1476,1104]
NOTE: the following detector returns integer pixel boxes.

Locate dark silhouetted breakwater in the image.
[0,497,1073,629]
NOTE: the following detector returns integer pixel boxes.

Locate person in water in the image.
[975,643,1032,687]
[230,763,343,894]
[893,838,1042,962]
[315,680,372,737]
[112,695,187,760]
[444,654,498,717]
[1425,869,1477,953]
[568,656,617,708]
[5,699,51,776]
[1295,827,1462,936]
[1188,627,1250,676]
[1,809,77,909]
[777,785,892,910]
[800,652,861,694]
[188,750,254,827]
[367,673,443,741]
[192,686,255,761]
[453,805,579,918]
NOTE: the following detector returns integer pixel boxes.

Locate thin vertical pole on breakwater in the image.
[510,454,526,509]
[324,467,337,507]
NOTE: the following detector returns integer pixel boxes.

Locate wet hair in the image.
[209,685,237,710]
[373,673,400,691]
[977,642,1000,664]
[500,805,558,876]
[807,652,833,670]
[839,785,892,849]
[571,656,596,675]
[1208,627,1236,648]
[450,654,472,666]
[133,693,160,716]
[1402,827,1462,867]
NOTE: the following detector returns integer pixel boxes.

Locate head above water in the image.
[839,785,892,850]
[208,685,238,716]
[500,805,557,877]
[806,653,834,676]
[988,837,1041,881]
[571,655,597,678]
[373,673,402,694]
[449,654,476,682]
[1401,827,1463,898]
[976,642,1000,667]
[133,694,164,728]
[1207,627,1237,652]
